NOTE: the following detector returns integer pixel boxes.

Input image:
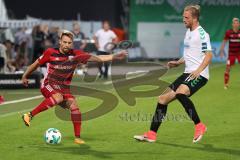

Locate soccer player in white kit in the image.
[134,5,212,143]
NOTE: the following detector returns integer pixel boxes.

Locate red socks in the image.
[70,108,82,137]
[224,71,229,86]
[31,97,57,116]
[224,64,230,86]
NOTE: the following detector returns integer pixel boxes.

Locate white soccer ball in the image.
[44,128,62,144]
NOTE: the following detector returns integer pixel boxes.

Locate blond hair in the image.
[59,30,74,40]
[184,5,200,21]
[232,17,239,23]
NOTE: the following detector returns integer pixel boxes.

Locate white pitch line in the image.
[0,95,43,106]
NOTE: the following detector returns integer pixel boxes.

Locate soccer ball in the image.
[44,128,62,144]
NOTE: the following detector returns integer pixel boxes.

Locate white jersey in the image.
[183,26,212,79]
[95,29,117,52]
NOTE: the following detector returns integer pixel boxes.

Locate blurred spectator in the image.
[4,40,15,60]
[14,44,27,71]
[2,40,26,72]
[48,26,60,47]
[3,40,16,72]
[0,43,7,73]
[72,22,86,50]
[72,22,87,75]
[14,27,29,66]
[94,20,118,79]
[0,28,14,43]
[25,28,34,64]
[14,27,28,46]
[32,25,45,63]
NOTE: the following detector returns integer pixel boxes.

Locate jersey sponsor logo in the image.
[190,77,203,87]
[53,65,74,70]
[202,42,207,51]
[53,84,61,90]
[68,56,74,61]
[229,39,240,42]
[46,84,53,92]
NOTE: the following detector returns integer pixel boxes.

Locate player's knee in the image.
[224,71,229,76]
[68,101,77,110]
[175,89,190,96]
[52,93,64,104]
[158,95,168,105]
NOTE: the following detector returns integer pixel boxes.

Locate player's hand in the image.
[113,50,128,60]
[22,77,29,87]
[167,61,179,68]
[188,69,201,80]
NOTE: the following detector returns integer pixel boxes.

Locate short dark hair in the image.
[102,20,110,26]
[184,5,200,21]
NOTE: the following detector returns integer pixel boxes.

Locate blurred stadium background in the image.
[0,0,238,75]
[0,0,240,160]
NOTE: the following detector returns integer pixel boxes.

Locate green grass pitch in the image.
[0,63,240,160]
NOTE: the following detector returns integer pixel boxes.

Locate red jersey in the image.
[224,29,240,55]
[38,48,91,91]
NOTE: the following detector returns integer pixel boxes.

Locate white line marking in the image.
[0,95,43,106]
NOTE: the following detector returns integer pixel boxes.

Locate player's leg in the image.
[96,51,104,78]
[97,62,104,78]
[64,98,85,144]
[103,62,110,79]
[22,85,64,126]
[175,76,208,143]
[134,73,188,142]
[224,55,235,89]
[175,84,201,124]
[134,88,176,142]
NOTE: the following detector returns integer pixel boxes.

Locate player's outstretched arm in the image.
[22,60,41,86]
[88,50,128,62]
[167,57,185,68]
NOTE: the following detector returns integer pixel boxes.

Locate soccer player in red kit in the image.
[220,17,240,89]
[21,30,127,144]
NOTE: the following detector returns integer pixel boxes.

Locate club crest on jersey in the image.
[68,56,74,61]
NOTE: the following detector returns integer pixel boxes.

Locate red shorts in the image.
[227,55,240,66]
[40,84,74,100]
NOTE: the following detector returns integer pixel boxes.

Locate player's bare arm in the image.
[220,39,227,58]
[22,60,40,86]
[189,51,213,80]
[167,57,185,68]
[88,50,128,62]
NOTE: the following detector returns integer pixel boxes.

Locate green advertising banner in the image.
[130,0,240,42]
